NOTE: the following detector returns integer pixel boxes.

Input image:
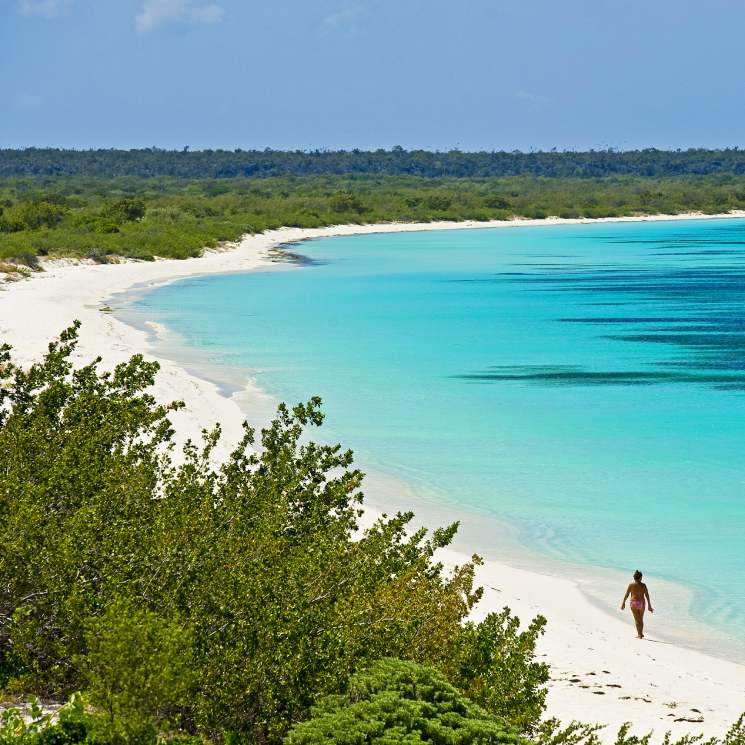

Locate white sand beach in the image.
[1,213,744,740]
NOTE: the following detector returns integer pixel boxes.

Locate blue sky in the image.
[3,0,745,151]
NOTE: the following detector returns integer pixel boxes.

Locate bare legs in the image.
[631,607,645,638]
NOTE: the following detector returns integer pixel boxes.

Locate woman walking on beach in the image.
[621,570,653,638]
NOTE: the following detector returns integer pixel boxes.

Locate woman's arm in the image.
[644,584,654,612]
[621,585,631,609]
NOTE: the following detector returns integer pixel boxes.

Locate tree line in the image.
[4,147,745,179]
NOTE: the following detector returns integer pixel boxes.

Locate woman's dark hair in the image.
[633,570,643,581]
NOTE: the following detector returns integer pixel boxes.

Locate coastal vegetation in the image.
[2,171,745,264]
[283,658,522,744]
[0,325,548,743]
[5,147,745,179]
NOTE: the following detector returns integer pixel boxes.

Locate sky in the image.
[3,0,745,151]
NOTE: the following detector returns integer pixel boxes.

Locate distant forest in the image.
[4,147,745,178]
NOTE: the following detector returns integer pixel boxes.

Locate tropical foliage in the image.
[0,325,547,743]
[2,173,745,264]
[284,657,521,745]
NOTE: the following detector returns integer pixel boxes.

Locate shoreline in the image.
[116,295,745,659]
[1,212,744,739]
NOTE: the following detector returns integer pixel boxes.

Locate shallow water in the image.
[131,219,745,655]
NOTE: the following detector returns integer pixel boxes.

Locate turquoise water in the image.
[132,219,745,653]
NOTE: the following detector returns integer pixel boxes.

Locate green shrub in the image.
[4,253,40,270]
[484,195,512,210]
[450,609,549,733]
[101,199,146,224]
[85,248,111,263]
[1,202,67,232]
[329,191,367,213]
[0,691,211,744]
[79,599,194,743]
[723,716,745,745]
[424,194,452,211]
[284,658,521,745]
[0,325,538,743]
[0,694,89,745]
[0,697,53,744]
